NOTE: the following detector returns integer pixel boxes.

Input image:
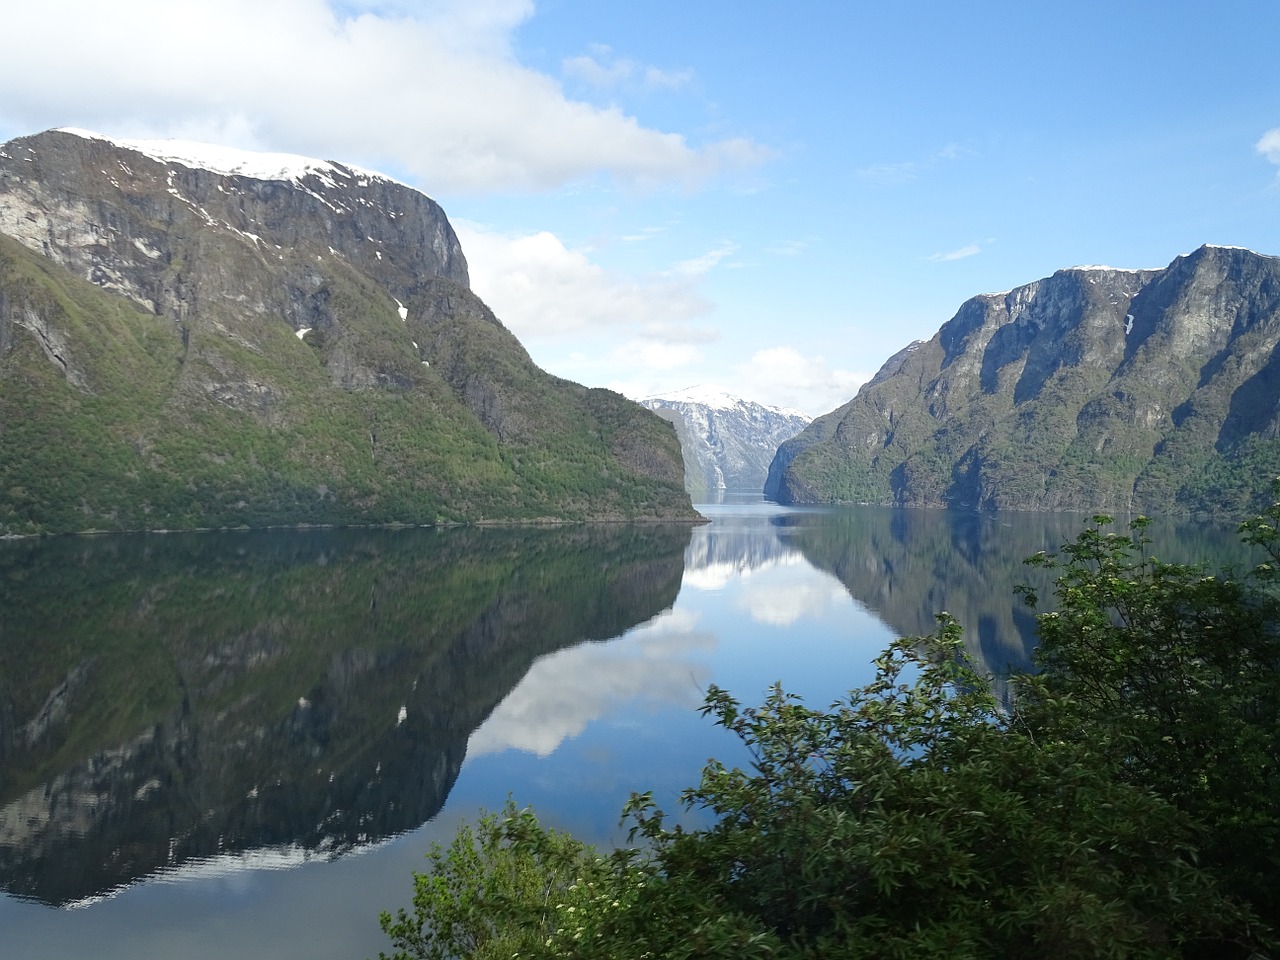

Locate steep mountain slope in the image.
[641,387,810,496]
[0,129,695,533]
[768,245,1280,517]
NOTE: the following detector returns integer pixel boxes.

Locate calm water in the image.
[0,500,1249,959]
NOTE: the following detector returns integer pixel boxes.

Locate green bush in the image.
[379,508,1280,959]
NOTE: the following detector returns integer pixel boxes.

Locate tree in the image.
[379,512,1280,959]
[1016,513,1280,945]
[613,621,1264,959]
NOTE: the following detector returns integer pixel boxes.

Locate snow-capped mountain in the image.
[0,128,695,532]
[640,387,811,497]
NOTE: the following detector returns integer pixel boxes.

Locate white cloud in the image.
[562,45,694,92]
[928,243,983,262]
[454,221,718,343]
[602,345,868,416]
[612,340,704,370]
[0,0,768,194]
[643,65,697,90]
[671,241,739,277]
[1257,128,1280,165]
[620,225,671,243]
[563,53,637,88]
[734,347,868,416]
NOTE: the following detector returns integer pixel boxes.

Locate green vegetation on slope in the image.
[379,509,1280,959]
[776,248,1280,517]
[0,234,694,534]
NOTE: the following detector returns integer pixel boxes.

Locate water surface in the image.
[0,501,1248,959]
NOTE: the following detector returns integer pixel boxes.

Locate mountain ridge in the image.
[0,129,697,533]
[768,244,1280,517]
[640,388,810,496]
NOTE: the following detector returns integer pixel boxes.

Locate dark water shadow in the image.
[775,507,1249,682]
[0,524,690,906]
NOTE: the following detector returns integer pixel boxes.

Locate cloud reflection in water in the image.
[467,608,715,759]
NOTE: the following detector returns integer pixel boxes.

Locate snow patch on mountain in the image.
[58,128,400,188]
[641,388,811,496]
[1065,264,1153,273]
[643,384,808,420]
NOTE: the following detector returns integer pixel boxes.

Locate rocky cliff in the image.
[641,387,810,496]
[768,245,1280,517]
[0,129,695,533]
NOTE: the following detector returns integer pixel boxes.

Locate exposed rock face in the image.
[769,246,1280,517]
[0,129,469,325]
[0,129,694,532]
[641,388,810,496]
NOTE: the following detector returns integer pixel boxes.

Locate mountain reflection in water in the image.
[779,506,1250,682]
[0,503,1250,960]
[0,525,690,906]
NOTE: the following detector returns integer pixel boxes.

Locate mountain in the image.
[640,387,810,496]
[768,245,1280,517]
[0,129,696,534]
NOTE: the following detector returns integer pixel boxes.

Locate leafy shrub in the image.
[379,508,1280,959]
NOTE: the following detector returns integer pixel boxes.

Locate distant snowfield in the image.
[57,127,397,188]
[642,384,810,420]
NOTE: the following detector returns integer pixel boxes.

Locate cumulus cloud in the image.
[0,0,768,194]
[615,341,706,369]
[620,225,671,243]
[452,221,865,413]
[734,347,868,416]
[454,221,719,344]
[563,52,638,88]
[1257,128,1280,165]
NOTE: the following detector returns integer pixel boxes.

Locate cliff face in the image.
[641,389,810,496]
[0,129,694,533]
[770,246,1280,517]
[0,129,470,323]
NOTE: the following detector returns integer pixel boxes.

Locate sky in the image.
[2,1,1279,417]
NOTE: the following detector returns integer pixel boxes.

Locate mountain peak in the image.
[0,128,697,532]
[642,384,743,410]
[640,390,811,496]
[3,127,470,302]
[642,384,807,419]
[769,244,1280,516]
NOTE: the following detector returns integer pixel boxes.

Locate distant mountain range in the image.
[768,245,1280,517]
[640,387,810,497]
[0,129,696,533]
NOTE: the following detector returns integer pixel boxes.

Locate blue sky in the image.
[2,0,1278,415]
